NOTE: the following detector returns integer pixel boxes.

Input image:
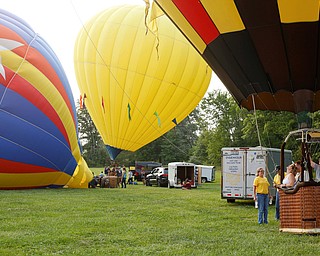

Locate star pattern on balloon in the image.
[0,38,23,79]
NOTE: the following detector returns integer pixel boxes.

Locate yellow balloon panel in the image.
[74,5,212,155]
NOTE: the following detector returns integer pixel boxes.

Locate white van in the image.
[168,162,197,188]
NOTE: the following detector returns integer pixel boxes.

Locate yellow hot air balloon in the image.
[74,5,212,160]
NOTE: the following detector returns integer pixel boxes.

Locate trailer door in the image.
[245,150,266,199]
[222,150,245,199]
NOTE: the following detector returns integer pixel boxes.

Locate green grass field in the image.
[0,171,319,255]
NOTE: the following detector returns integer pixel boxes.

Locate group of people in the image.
[253,157,320,224]
[89,166,135,189]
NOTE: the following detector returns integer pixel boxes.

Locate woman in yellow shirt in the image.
[253,168,270,224]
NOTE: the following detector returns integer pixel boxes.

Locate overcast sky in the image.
[1,0,225,102]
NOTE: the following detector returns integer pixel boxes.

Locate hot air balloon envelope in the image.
[74,5,212,159]
[0,9,92,189]
[154,0,320,114]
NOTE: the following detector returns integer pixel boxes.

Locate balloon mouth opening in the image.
[106,145,122,160]
[297,111,312,129]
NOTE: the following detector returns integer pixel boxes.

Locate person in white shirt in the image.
[309,157,320,181]
[127,170,133,184]
[294,161,310,182]
[278,164,297,189]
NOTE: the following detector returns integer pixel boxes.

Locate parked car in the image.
[157,168,169,187]
[134,161,162,181]
[145,167,168,187]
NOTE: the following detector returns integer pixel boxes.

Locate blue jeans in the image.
[257,193,269,224]
[121,178,126,188]
[275,190,280,220]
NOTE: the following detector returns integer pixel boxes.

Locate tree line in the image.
[77,90,320,168]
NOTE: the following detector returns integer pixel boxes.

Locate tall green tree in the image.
[191,90,248,165]
[189,130,211,165]
[133,109,200,164]
[242,110,297,149]
[77,104,108,167]
[190,90,306,166]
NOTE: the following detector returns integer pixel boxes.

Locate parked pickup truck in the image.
[145,167,168,187]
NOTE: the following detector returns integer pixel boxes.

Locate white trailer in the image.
[195,165,215,183]
[168,162,197,188]
[221,147,292,202]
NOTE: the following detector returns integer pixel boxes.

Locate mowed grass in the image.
[1,171,319,255]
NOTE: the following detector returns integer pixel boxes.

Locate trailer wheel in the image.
[227,199,235,203]
[201,177,207,183]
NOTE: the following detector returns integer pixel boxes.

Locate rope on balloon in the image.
[251,93,320,190]
[70,0,193,158]
[251,94,279,181]
[0,34,37,106]
[0,32,74,166]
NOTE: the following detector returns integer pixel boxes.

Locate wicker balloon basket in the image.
[279,186,320,234]
[108,176,118,188]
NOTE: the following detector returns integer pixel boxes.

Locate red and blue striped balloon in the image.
[0,9,92,189]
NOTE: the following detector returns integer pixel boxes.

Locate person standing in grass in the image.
[127,170,133,184]
[273,165,281,221]
[141,167,146,185]
[253,168,270,224]
[121,167,127,188]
